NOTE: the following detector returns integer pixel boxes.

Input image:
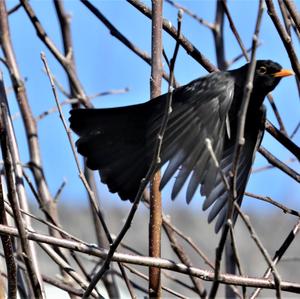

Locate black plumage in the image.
[69,60,293,232]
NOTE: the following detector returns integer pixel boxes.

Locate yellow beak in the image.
[273,69,294,78]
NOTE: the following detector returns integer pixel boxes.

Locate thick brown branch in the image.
[149,1,163,297]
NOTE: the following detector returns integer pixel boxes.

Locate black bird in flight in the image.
[69,60,293,232]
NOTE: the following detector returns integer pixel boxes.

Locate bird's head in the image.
[252,60,294,94]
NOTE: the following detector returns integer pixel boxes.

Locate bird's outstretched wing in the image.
[69,71,235,214]
[155,72,235,202]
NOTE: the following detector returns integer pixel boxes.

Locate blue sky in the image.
[4,0,300,216]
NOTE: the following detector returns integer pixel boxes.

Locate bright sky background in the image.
[4,0,300,218]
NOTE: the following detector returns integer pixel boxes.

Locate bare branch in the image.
[258,146,300,183]
[80,0,175,85]
[149,0,163,297]
[245,192,300,217]
[265,0,300,79]
[20,0,91,107]
[250,219,300,298]
[165,0,215,29]
[0,102,44,299]
[0,224,300,294]
[0,176,16,299]
[127,0,218,72]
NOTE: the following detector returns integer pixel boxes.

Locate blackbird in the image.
[69,60,293,232]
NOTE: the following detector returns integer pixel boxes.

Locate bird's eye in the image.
[258,66,267,74]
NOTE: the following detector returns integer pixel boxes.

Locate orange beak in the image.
[273,69,294,78]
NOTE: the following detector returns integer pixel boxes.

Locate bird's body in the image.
[70,60,293,232]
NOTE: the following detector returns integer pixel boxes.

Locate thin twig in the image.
[221,0,249,63]
[290,121,300,139]
[36,88,129,121]
[266,94,287,135]
[53,179,67,202]
[258,146,300,183]
[7,2,22,15]
[252,157,296,173]
[234,204,282,298]
[165,0,215,30]
[265,120,300,160]
[245,192,300,217]
[250,219,300,298]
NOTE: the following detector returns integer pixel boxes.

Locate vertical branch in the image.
[0,175,16,299]
[149,0,163,298]
[0,100,44,299]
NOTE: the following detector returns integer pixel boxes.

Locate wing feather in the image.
[203,106,266,232]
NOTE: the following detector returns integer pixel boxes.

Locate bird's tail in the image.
[69,104,154,201]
